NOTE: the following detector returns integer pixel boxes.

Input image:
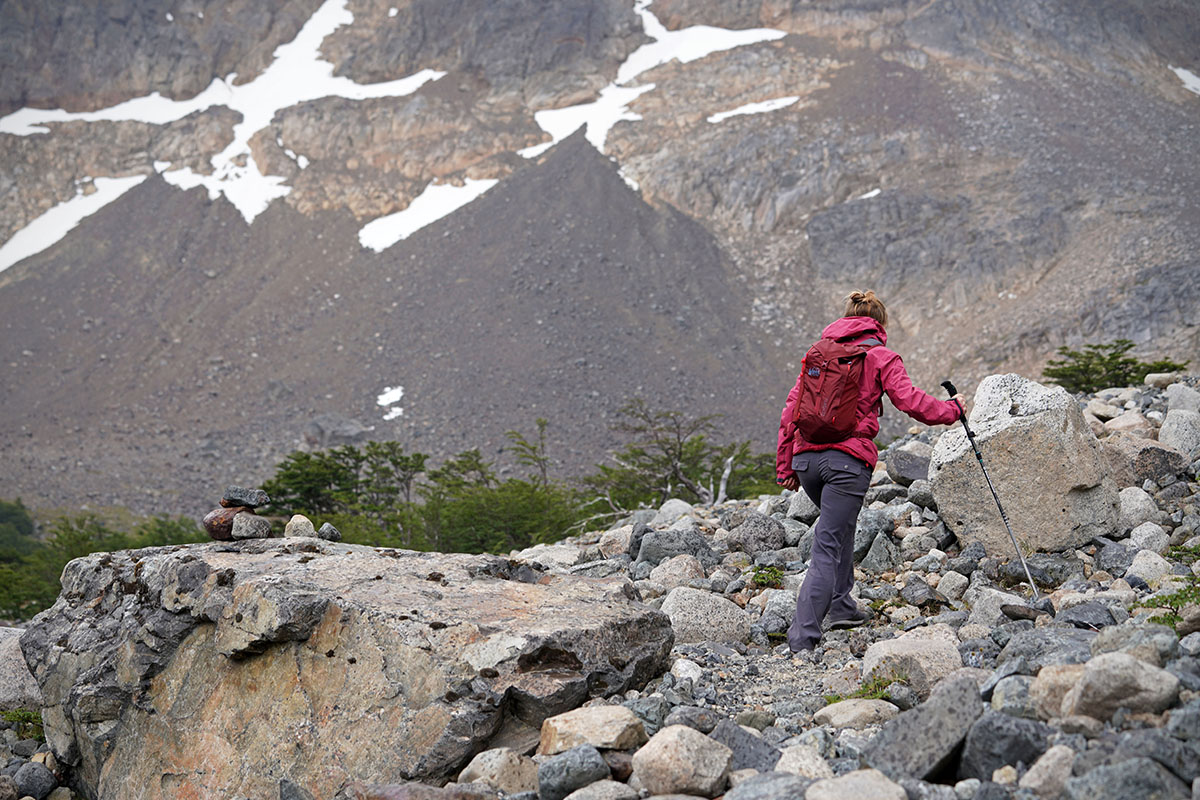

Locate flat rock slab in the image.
[19,539,673,800]
[862,674,985,782]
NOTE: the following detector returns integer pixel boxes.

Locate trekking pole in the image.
[941,381,1041,601]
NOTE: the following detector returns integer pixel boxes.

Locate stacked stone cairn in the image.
[201,485,342,542]
[339,373,1200,800]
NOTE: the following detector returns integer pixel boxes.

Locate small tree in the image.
[1043,339,1188,394]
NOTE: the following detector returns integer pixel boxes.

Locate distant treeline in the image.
[0,401,776,621]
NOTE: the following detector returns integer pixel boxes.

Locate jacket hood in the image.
[821,316,888,344]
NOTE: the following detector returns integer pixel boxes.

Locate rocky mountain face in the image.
[0,0,1197,516]
[6,373,1200,799]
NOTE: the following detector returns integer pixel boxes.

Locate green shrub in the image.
[1043,339,1188,394]
[1,709,43,741]
[1136,574,1200,635]
[0,511,203,621]
[749,565,784,589]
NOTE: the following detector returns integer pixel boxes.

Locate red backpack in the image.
[792,336,880,443]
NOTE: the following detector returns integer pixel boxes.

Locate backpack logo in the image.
[807,366,821,377]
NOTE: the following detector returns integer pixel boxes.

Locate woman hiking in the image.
[776,290,966,657]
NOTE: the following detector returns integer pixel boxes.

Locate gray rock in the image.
[990,675,1037,720]
[1091,623,1179,667]
[1167,700,1200,741]
[708,719,782,772]
[1101,728,1200,786]
[652,499,694,527]
[901,576,946,609]
[304,413,371,449]
[222,485,270,508]
[1062,756,1189,800]
[538,745,610,800]
[1130,522,1170,554]
[660,587,750,644]
[1119,487,1163,533]
[13,762,55,800]
[886,682,921,711]
[0,775,19,800]
[722,772,813,800]
[907,480,937,510]
[787,491,819,524]
[1097,541,1134,575]
[316,522,342,542]
[856,508,895,561]
[1056,602,1116,630]
[861,532,901,574]
[1166,383,1200,413]
[279,779,316,800]
[18,541,672,793]
[946,542,986,576]
[623,696,670,738]
[0,628,41,711]
[663,705,720,734]
[1061,652,1180,719]
[1160,410,1200,460]
[1100,433,1191,490]
[727,514,787,557]
[636,529,718,568]
[230,512,272,539]
[957,710,1052,780]
[781,519,808,548]
[866,484,909,504]
[862,674,985,782]
[930,375,1118,554]
[886,449,930,486]
[997,628,1096,671]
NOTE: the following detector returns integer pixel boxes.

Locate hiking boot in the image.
[826,608,872,630]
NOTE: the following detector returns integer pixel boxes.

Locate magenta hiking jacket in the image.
[776,316,961,478]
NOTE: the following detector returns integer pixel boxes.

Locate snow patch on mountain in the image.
[0,176,147,272]
[707,96,799,124]
[377,386,405,421]
[1171,65,1200,96]
[358,179,499,251]
[0,0,443,234]
[520,0,785,158]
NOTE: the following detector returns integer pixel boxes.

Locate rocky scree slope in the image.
[0,0,1198,516]
[7,372,1200,799]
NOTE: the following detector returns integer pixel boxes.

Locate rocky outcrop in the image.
[248,86,543,220]
[19,539,672,799]
[930,374,1119,554]
[0,108,238,240]
[319,0,647,110]
[0,0,323,115]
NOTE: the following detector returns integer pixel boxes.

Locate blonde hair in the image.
[844,290,887,327]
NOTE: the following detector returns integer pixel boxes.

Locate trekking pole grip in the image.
[942,380,967,422]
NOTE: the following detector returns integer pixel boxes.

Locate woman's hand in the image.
[778,474,800,491]
[952,393,966,407]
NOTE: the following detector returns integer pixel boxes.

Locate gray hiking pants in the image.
[787,449,871,652]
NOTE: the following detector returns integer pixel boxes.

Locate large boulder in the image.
[930,375,1119,554]
[0,627,42,711]
[19,540,673,800]
[1099,432,1190,489]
